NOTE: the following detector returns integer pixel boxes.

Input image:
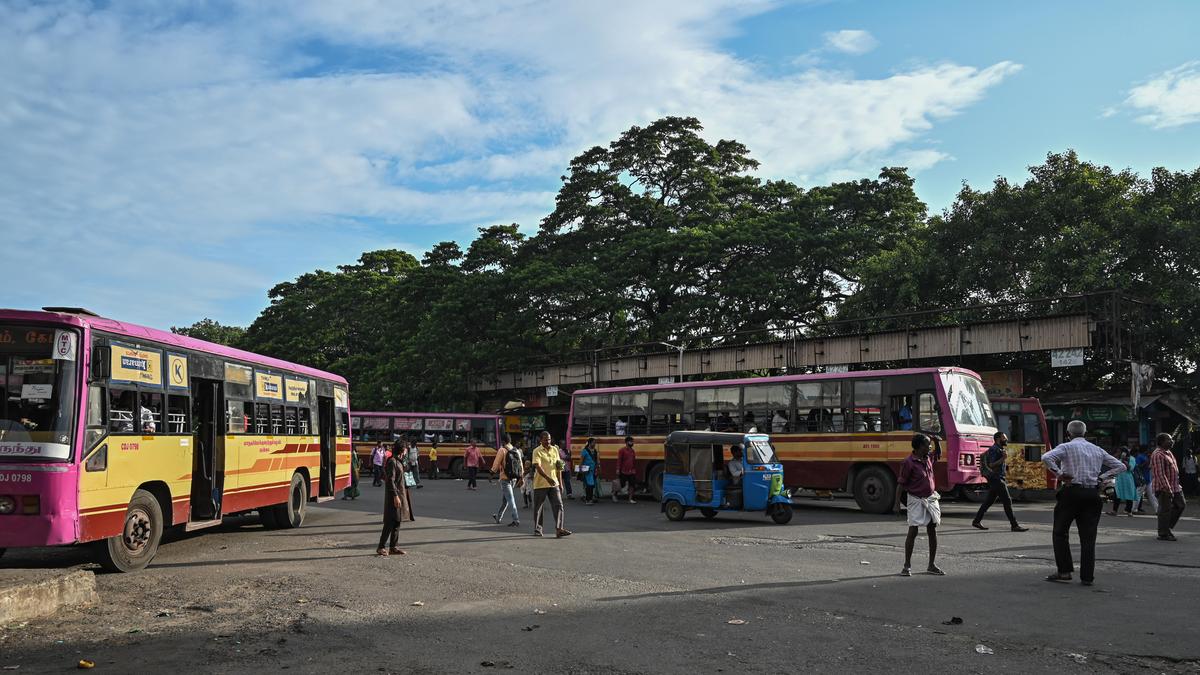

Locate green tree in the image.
[171,318,246,347]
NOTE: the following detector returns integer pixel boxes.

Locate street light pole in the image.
[658,342,685,383]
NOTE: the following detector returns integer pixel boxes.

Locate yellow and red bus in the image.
[990,397,1056,495]
[568,367,997,513]
[0,308,351,571]
[351,412,502,477]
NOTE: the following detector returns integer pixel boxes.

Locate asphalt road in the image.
[2,477,1198,673]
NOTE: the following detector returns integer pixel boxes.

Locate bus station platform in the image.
[0,568,97,625]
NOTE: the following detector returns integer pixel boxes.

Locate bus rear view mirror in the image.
[91,346,111,380]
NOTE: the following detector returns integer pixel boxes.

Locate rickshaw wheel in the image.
[665,500,686,521]
[769,504,793,525]
[700,508,718,520]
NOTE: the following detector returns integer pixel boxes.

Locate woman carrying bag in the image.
[578,437,600,505]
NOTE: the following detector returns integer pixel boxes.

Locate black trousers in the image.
[378,512,400,550]
[467,466,478,488]
[1156,491,1186,536]
[1052,485,1102,582]
[974,479,1018,526]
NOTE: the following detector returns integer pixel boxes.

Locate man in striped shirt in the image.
[1151,433,1186,541]
[1041,420,1126,586]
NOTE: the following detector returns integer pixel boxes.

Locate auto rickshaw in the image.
[660,431,793,524]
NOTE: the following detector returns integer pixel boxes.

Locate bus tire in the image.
[770,504,794,525]
[96,489,163,572]
[853,466,896,514]
[273,473,308,529]
[449,458,465,479]
[647,464,664,501]
[699,508,718,520]
[664,500,686,522]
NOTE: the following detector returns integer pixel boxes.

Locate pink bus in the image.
[350,411,503,477]
[0,308,352,571]
[567,366,997,513]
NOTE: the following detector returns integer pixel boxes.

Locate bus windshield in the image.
[0,325,79,461]
[941,372,995,429]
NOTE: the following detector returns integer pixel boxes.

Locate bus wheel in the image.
[664,500,686,522]
[449,458,465,479]
[853,466,896,515]
[647,464,664,501]
[699,508,718,520]
[273,473,308,529]
[770,504,794,525]
[97,489,163,572]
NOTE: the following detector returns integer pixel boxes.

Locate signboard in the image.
[12,359,54,375]
[825,364,849,373]
[504,416,522,433]
[0,441,71,460]
[285,378,309,403]
[53,330,77,361]
[425,418,453,431]
[0,327,56,354]
[658,376,675,385]
[1051,348,1084,368]
[455,419,471,431]
[520,415,546,432]
[21,384,53,400]
[111,345,163,386]
[1043,404,1135,422]
[546,385,559,398]
[980,370,1024,397]
[225,363,252,385]
[333,387,349,409]
[167,354,188,390]
[394,418,422,431]
[255,372,283,400]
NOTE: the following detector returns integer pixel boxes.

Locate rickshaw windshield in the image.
[745,438,777,464]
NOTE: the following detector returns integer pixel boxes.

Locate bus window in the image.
[471,418,497,446]
[226,400,247,433]
[338,411,349,437]
[572,395,610,436]
[270,405,284,435]
[424,418,453,443]
[890,395,914,431]
[1022,413,1043,443]
[796,383,820,431]
[284,407,298,435]
[167,394,189,434]
[360,416,391,442]
[918,392,940,434]
[298,408,312,435]
[612,392,648,435]
[454,419,471,443]
[808,381,842,433]
[108,389,136,433]
[941,372,995,428]
[743,384,791,433]
[851,380,882,432]
[650,390,690,434]
[139,392,163,434]
[696,387,739,432]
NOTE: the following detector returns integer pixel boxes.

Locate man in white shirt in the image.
[614,418,627,436]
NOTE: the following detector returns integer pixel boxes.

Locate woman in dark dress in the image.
[378,441,415,556]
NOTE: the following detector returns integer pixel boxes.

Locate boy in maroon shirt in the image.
[895,433,945,577]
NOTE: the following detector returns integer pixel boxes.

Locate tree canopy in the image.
[193,120,1198,409]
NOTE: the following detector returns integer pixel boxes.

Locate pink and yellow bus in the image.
[568,367,997,513]
[0,308,352,571]
[351,412,502,477]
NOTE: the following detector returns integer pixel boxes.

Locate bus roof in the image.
[351,411,500,419]
[0,308,347,386]
[572,366,981,396]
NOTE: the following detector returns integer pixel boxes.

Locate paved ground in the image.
[2,478,1198,673]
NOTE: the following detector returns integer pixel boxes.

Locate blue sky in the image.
[2,0,1197,329]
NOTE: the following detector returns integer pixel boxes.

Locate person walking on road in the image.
[491,434,523,527]
[1151,433,1186,541]
[370,442,386,487]
[342,449,361,500]
[377,441,414,556]
[579,437,600,505]
[1107,447,1136,516]
[465,440,482,490]
[896,433,944,577]
[1134,446,1158,514]
[972,431,1028,531]
[532,431,571,538]
[407,441,423,488]
[614,436,638,504]
[1041,420,1126,586]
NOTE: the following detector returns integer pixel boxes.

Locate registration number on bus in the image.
[0,473,33,483]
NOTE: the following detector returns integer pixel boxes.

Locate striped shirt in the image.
[1151,448,1182,494]
[1042,437,1126,488]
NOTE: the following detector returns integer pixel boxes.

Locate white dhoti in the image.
[906,492,941,527]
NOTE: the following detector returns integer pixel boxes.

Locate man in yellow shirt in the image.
[427,443,440,480]
[532,431,571,538]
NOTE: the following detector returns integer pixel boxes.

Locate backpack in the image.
[504,448,522,479]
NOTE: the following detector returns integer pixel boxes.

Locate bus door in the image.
[189,378,224,525]
[318,396,336,498]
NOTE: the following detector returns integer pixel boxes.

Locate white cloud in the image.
[1123,62,1200,129]
[823,29,878,55]
[0,1,1017,325]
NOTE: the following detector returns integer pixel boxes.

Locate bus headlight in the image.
[0,496,15,515]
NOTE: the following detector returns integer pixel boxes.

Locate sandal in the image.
[376,548,389,556]
[388,547,407,555]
